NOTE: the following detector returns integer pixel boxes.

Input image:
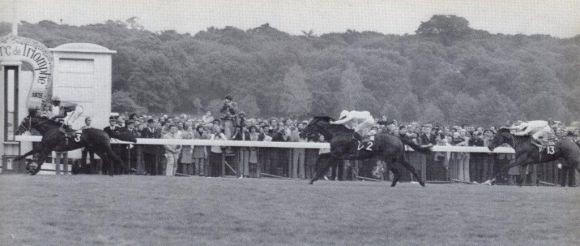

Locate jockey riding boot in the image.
[353,132,363,141]
[532,137,545,150]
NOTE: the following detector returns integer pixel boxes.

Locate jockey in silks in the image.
[510,120,556,148]
[330,110,376,142]
[49,96,84,144]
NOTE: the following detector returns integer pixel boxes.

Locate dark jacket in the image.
[233,131,251,141]
[141,127,161,154]
[419,133,437,145]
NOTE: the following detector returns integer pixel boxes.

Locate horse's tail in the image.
[401,137,433,154]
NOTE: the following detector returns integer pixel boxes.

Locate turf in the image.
[0,175,579,246]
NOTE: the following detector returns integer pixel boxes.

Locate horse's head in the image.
[299,116,334,139]
[15,115,32,135]
[15,109,56,135]
[488,128,513,151]
[15,108,41,135]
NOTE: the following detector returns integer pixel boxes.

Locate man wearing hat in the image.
[379,120,398,135]
[141,119,161,175]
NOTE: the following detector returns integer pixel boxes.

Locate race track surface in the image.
[0,175,579,246]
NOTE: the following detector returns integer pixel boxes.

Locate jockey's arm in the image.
[331,114,353,125]
[50,110,66,120]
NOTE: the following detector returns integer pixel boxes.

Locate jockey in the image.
[510,120,556,146]
[330,110,376,141]
[49,96,84,140]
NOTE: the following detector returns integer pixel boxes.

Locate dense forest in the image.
[1,15,579,126]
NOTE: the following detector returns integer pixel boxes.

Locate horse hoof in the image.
[419,181,426,187]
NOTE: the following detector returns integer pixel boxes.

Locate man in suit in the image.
[141,119,161,175]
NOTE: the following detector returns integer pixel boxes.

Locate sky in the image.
[1,0,579,37]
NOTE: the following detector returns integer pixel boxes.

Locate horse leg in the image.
[94,150,113,176]
[400,158,425,187]
[309,154,334,185]
[29,150,50,175]
[390,167,400,187]
[15,146,41,161]
[106,146,132,174]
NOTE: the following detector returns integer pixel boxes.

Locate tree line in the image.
[1,15,579,126]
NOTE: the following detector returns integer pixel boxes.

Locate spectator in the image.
[248,125,261,177]
[202,111,214,124]
[209,125,227,177]
[451,130,470,182]
[234,125,251,178]
[103,116,120,174]
[193,124,209,176]
[163,125,182,176]
[80,117,96,172]
[420,124,437,145]
[179,126,194,175]
[220,95,238,139]
[141,119,161,175]
[120,120,140,172]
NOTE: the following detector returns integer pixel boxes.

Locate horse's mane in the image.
[33,115,61,128]
[311,116,353,135]
[313,116,335,122]
[497,127,511,134]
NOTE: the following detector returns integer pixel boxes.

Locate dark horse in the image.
[14,109,136,175]
[488,128,580,186]
[300,116,433,187]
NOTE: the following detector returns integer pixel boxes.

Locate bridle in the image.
[16,116,32,134]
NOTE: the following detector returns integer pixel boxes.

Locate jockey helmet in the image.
[339,110,349,120]
[51,96,61,102]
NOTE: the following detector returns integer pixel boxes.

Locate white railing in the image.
[15,135,515,153]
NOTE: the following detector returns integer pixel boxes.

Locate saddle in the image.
[60,125,82,143]
[532,135,558,154]
[352,133,375,152]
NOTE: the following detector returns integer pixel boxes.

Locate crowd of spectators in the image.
[80,95,579,184]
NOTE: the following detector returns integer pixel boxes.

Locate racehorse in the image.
[14,109,136,175]
[300,116,433,187]
[488,128,580,186]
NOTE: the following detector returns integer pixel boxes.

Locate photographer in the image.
[220,95,238,139]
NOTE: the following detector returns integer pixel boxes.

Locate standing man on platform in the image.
[220,95,238,140]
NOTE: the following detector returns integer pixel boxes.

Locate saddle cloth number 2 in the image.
[357,141,374,151]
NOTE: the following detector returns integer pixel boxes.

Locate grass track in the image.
[1,175,579,246]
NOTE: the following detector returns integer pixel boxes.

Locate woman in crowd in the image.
[248,125,261,178]
[208,125,227,177]
[179,124,194,175]
[193,124,209,176]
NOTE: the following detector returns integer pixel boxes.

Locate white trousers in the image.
[531,125,554,141]
[63,105,84,126]
[354,118,376,136]
[165,152,179,176]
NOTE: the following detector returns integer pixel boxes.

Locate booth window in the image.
[4,66,18,142]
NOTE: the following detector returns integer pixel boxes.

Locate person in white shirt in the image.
[330,110,376,140]
[510,120,555,146]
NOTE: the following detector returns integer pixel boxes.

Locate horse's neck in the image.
[34,119,60,134]
[321,124,351,140]
[511,135,531,149]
